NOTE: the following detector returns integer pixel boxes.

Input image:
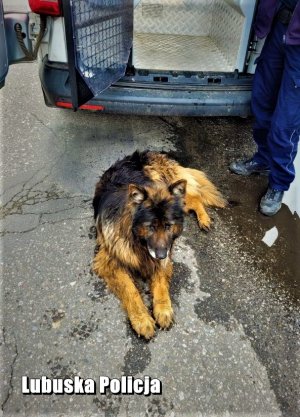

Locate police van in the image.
[1,0,261,116]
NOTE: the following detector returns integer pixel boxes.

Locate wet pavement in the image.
[0,62,299,417]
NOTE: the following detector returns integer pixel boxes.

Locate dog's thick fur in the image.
[93,151,226,338]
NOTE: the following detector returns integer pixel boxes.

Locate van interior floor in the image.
[133,33,232,72]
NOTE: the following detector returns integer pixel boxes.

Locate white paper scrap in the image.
[262,226,279,247]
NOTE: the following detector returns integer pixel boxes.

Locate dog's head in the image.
[130,180,186,260]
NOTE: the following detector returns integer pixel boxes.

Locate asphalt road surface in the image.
[1,63,300,417]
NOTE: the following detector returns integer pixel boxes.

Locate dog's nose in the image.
[155,248,168,259]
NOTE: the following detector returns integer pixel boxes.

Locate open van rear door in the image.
[0,0,8,89]
[62,0,133,110]
[0,0,35,89]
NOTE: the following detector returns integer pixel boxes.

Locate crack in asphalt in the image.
[1,328,18,412]
[158,116,180,131]
[1,112,70,204]
[1,154,93,235]
[0,141,65,198]
[30,112,61,141]
[1,214,92,236]
[2,195,89,218]
[1,187,61,218]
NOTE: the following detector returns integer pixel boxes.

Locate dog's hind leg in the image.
[176,166,226,230]
[151,260,174,329]
[184,167,227,208]
[185,194,212,231]
[93,248,155,339]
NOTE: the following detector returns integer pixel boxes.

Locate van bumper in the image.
[40,59,253,117]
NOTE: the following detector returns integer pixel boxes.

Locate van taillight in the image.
[28,0,62,16]
[55,101,105,111]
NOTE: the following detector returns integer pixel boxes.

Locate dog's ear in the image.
[128,184,148,204]
[169,179,187,197]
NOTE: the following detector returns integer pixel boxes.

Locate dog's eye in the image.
[150,225,155,232]
[165,223,172,230]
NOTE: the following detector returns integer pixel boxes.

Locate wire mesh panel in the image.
[70,0,133,96]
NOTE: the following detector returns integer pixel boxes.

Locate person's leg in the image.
[266,44,300,191]
[251,22,285,167]
[230,21,285,176]
[260,40,300,216]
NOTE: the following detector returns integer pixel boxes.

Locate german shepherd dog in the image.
[93,151,226,339]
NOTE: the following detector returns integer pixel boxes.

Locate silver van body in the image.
[2,0,261,116]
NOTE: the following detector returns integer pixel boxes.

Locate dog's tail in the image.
[176,166,227,208]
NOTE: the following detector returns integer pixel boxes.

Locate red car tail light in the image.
[56,101,105,111]
[28,0,62,16]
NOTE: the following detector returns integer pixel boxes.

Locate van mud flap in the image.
[62,0,133,110]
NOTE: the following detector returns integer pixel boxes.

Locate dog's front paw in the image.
[131,314,156,339]
[154,304,174,329]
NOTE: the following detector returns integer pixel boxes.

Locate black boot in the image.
[229,158,270,176]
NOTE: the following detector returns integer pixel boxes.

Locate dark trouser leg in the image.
[267,41,300,191]
[251,22,285,167]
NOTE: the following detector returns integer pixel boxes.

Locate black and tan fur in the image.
[93,151,226,339]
